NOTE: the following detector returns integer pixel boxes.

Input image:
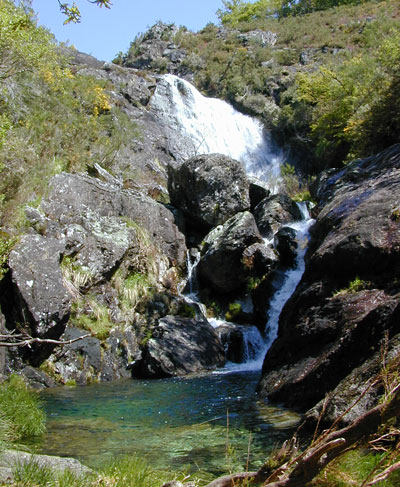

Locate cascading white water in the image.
[214,203,314,373]
[263,203,314,352]
[150,74,283,181]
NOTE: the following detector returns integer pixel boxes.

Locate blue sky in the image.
[31,0,224,62]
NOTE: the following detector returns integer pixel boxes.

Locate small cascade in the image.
[263,203,314,352]
[150,74,282,181]
[178,250,207,319]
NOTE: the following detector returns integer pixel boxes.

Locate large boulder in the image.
[257,145,400,421]
[253,194,302,239]
[168,153,250,230]
[197,212,263,294]
[41,172,186,267]
[131,315,225,378]
[6,235,70,340]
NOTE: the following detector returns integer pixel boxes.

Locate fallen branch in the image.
[194,383,400,487]
[0,333,91,348]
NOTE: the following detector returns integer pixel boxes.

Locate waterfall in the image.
[214,204,314,374]
[161,75,314,371]
[263,203,314,352]
[150,74,283,181]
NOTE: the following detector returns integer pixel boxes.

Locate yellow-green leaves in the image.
[0,0,58,81]
[58,0,112,24]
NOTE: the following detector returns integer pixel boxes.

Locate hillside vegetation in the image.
[121,0,400,173]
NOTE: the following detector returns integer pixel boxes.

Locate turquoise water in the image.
[35,371,300,476]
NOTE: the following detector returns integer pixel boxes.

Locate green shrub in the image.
[0,374,45,446]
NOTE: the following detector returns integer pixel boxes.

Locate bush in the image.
[0,374,45,446]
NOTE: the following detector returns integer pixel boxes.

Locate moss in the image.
[225,302,242,322]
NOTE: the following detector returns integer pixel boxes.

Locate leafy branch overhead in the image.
[57,0,112,24]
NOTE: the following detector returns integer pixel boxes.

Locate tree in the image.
[57,0,112,24]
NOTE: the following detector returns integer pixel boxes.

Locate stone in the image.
[253,194,302,238]
[6,234,70,339]
[257,145,400,419]
[41,172,186,267]
[131,315,225,378]
[248,176,271,211]
[168,153,250,230]
[197,212,263,294]
[274,226,298,267]
[0,449,92,482]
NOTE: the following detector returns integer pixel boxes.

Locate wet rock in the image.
[249,176,271,211]
[131,315,225,378]
[258,145,400,419]
[274,226,297,267]
[215,322,262,364]
[253,194,302,238]
[168,153,250,230]
[197,212,263,294]
[242,242,278,278]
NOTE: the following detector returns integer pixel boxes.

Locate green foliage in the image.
[0,233,17,279]
[0,374,46,446]
[296,19,400,167]
[333,276,370,296]
[217,0,279,26]
[225,302,242,321]
[58,0,112,24]
[0,0,59,81]
[70,297,113,340]
[12,459,96,487]
[0,2,138,228]
[99,455,173,487]
[311,448,400,487]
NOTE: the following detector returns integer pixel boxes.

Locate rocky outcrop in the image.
[0,171,187,382]
[197,212,263,294]
[253,194,302,239]
[258,144,400,424]
[122,22,189,76]
[41,172,186,267]
[43,326,141,385]
[131,315,225,378]
[168,153,250,230]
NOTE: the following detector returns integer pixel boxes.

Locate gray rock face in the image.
[168,153,250,230]
[46,326,141,384]
[237,29,277,47]
[7,235,71,339]
[258,145,400,420]
[131,315,225,378]
[253,194,302,238]
[123,22,189,76]
[42,172,186,267]
[198,212,263,294]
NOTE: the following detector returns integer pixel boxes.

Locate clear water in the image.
[34,372,300,476]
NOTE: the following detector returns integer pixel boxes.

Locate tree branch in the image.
[0,333,91,348]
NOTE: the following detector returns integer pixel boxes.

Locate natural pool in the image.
[33,370,300,476]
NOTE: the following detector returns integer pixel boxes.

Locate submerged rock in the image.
[168,153,250,230]
[131,315,225,378]
[258,144,400,421]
